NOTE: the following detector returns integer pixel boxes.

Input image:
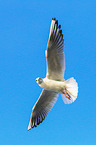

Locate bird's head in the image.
[36,77,43,85]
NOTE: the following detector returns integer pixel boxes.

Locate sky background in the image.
[0,0,96,145]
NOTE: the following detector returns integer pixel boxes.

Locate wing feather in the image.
[28,89,58,130]
[46,18,65,81]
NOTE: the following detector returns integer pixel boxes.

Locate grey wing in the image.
[28,89,58,130]
[46,18,65,81]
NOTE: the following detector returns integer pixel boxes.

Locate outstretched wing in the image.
[28,89,58,130]
[46,18,65,81]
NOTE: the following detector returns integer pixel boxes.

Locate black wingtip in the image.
[52,18,56,20]
[55,20,58,26]
[58,25,61,29]
[59,29,62,34]
[52,18,59,26]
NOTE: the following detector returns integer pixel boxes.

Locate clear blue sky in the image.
[0,0,96,145]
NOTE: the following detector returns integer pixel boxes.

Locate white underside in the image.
[39,77,78,104]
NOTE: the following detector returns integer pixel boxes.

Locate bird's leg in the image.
[63,88,71,100]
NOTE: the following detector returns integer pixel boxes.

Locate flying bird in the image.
[28,18,78,130]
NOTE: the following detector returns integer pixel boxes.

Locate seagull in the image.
[28,18,78,130]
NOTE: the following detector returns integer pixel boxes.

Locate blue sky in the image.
[0,0,96,145]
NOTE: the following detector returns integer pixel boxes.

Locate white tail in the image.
[61,77,78,104]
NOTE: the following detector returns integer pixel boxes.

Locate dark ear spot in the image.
[39,78,43,84]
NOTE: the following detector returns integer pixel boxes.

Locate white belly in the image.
[39,78,65,93]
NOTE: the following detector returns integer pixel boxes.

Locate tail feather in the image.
[61,77,78,104]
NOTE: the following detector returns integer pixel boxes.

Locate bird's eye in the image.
[36,79,37,81]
